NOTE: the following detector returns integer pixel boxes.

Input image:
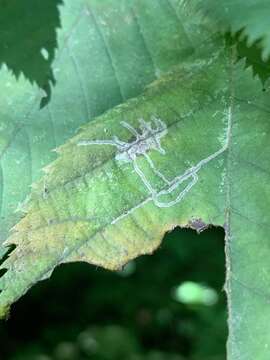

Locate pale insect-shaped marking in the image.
[78,117,171,200]
[78,112,231,222]
[78,117,167,162]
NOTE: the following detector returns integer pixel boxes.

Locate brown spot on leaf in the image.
[188,219,209,233]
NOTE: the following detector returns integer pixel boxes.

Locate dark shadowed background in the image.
[0,227,227,360]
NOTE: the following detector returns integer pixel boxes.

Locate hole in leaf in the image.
[0,227,227,359]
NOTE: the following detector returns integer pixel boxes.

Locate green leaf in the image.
[231,33,270,85]
[0,0,195,244]
[1,40,270,360]
[191,0,270,59]
[0,0,63,107]
[2,1,270,358]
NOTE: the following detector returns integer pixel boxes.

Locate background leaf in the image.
[187,0,270,86]
[230,33,270,85]
[0,0,63,107]
[190,0,270,59]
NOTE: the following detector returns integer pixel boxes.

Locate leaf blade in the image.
[0,0,194,243]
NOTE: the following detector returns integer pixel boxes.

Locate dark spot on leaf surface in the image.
[188,219,208,233]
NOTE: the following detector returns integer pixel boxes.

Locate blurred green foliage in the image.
[0,227,226,360]
[0,0,62,107]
